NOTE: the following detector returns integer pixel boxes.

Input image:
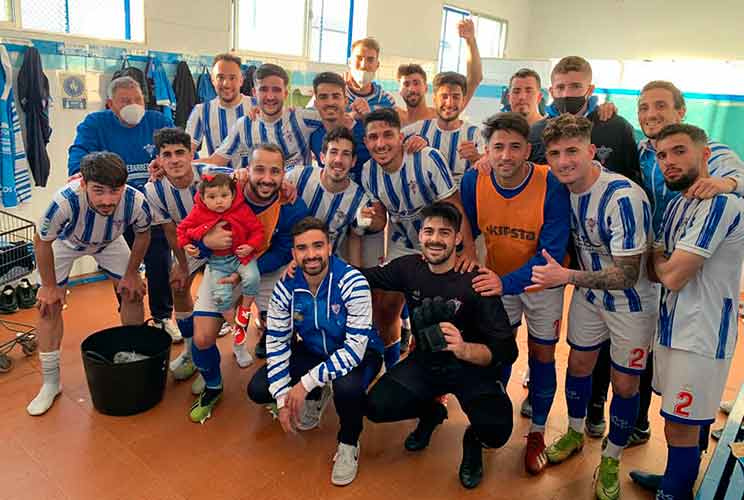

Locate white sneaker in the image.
[191,373,206,395]
[169,351,196,380]
[232,342,254,368]
[331,442,359,486]
[217,321,232,337]
[297,385,332,431]
[155,318,183,344]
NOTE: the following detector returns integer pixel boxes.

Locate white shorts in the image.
[361,230,386,268]
[193,265,284,318]
[567,291,656,374]
[652,344,732,425]
[53,237,130,286]
[502,286,564,344]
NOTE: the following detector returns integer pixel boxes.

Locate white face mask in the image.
[350,68,375,87]
[118,103,145,126]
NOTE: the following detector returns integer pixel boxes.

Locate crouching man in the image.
[247,216,383,486]
[30,152,151,415]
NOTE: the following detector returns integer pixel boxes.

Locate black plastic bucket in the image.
[80,323,172,416]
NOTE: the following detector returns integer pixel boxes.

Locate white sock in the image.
[183,337,193,358]
[232,342,254,368]
[27,351,62,416]
[568,417,585,434]
[603,440,623,460]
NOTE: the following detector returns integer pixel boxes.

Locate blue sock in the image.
[606,392,640,448]
[658,445,700,499]
[176,315,194,339]
[565,373,592,419]
[384,342,400,369]
[528,358,556,427]
[191,343,222,388]
[498,363,513,387]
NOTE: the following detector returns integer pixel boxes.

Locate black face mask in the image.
[553,95,587,115]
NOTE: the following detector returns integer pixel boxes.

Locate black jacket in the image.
[172,61,196,128]
[17,47,51,186]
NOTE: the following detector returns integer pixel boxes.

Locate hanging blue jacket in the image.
[266,255,383,406]
[196,68,216,104]
[146,57,176,123]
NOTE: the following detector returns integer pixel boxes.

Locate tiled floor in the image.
[0,280,742,500]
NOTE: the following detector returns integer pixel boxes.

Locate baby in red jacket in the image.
[177,173,264,367]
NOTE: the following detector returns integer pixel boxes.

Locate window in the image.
[439,5,507,73]
[18,0,144,41]
[1,0,11,23]
[235,0,366,63]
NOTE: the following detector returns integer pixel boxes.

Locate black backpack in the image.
[112,58,151,105]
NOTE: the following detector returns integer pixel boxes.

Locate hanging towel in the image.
[146,57,176,122]
[0,46,32,207]
[196,67,216,104]
[17,46,52,187]
[172,61,196,128]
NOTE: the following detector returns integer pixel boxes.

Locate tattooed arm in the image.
[527,249,642,291]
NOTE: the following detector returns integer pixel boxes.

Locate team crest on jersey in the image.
[144,143,157,158]
[408,180,418,196]
[595,146,613,164]
[586,218,596,231]
[331,303,341,315]
[293,310,304,322]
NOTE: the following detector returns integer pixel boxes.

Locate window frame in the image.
[438,4,508,73]
[1,0,146,44]
[232,0,359,64]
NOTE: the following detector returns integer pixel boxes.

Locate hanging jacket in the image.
[146,57,176,123]
[17,46,51,187]
[0,46,32,207]
[240,65,256,96]
[196,67,216,104]
[112,58,151,107]
[172,61,196,128]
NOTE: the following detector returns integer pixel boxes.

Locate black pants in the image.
[119,224,173,320]
[247,340,383,445]
[366,352,513,449]
[589,342,654,429]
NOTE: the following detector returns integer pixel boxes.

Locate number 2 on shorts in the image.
[674,391,694,417]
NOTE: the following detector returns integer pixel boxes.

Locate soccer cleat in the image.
[595,455,621,500]
[191,373,206,395]
[545,427,585,464]
[189,386,223,423]
[331,442,359,486]
[628,469,662,492]
[154,318,183,344]
[404,403,448,451]
[525,432,548,475]
[520,396,533,419]
[602,425,650,450]
[585,417,607,438]
[0,285,18,314]
[15,279,38,309]
[297,385,333,431]
[459,426,483,489]
[169,351,196,380]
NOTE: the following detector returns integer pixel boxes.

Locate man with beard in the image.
[186,144,308,422]
[247,217,383,486]
[528,56,640,183]
[635,124,744,499]
[397,18,482,127]
[203,64,323,170]
[460,112,570,475]
[507,68,545,126]
[529,114,656,500]
[186,53,254,168]
[30,152,151,416]
[360,108,477,369]
[364,202,516,489]
[287,126,386,265]
[403,71,484,184]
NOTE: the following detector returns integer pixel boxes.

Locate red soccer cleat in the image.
[525,431,548,475]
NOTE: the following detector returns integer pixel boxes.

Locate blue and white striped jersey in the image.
[347,82,396,111]
[38,180,151,252]
[144,163,233,225]
[639,138,744,235]
[186,95,254,168]
[656,193,744,359]
[266,255,382,405]
[215,108,323,169]
[285,165,371,253]
[403,119,484,183]
[569,165,655,312]
[360,147,457,250]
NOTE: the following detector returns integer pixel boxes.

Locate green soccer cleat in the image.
[595,455,620,500]
[545,427,584,464]
[189,387,223,424]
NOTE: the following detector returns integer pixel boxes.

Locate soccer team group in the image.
[27,18,744,499]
